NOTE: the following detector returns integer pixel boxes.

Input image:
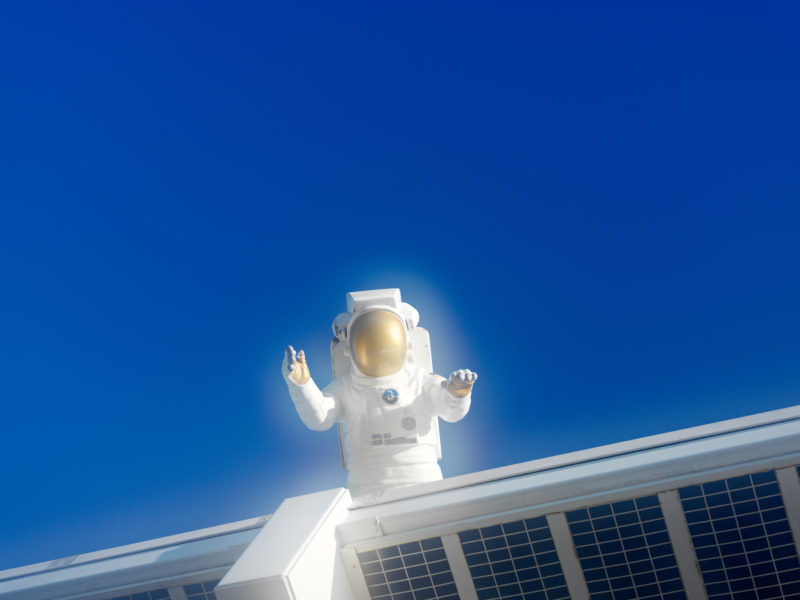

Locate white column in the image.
[658,490,707,600]
[167,586,188,600]
[547,512,589,600]
[776,466,800,556]
[440,533,479,600]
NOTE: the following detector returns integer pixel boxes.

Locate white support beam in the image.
[546,513,588,600]
[167,586,188,600]
[440,534,479,600]
[658,491,707,600]
[338,545,371,600]
[776,466,800,556]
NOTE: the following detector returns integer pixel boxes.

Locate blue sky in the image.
[1,2,799,570]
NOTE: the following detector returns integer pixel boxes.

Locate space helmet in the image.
[331,289,420,378]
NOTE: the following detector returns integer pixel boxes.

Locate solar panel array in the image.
[108,590,169,600]
[680,471,800,600]
[354,467,800,600]
[184,580,220,600]
[566,495,686,600]
[357,537,459,599]
[458,516,569,600]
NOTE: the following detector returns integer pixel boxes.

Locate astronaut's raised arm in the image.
[285,377,340,431]
[423,371,474,423]
[282,346,340,431]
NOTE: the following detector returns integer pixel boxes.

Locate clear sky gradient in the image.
[1,2,799,570]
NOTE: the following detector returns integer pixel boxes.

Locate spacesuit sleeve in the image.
[285,377,341,431]
[423,373,471,423]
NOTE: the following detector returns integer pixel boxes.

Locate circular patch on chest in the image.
[382,388,399,404]
[402,416,417,431]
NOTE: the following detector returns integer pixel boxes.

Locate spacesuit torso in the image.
[324,366,453,494]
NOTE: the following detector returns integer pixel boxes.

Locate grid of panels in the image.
[680,471,800,600]
[357,537,458,600]
[458,516,569,600]
[184,579,220,600]
[108,590,170,600]
[566,495,686,600]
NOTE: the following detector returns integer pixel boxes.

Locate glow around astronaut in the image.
[282,289,476,499]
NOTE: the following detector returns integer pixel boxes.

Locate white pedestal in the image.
[215,488,354,600]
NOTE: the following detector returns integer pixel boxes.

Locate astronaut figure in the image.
[282,289,477,500]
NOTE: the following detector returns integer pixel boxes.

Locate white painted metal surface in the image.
[659,490,707,600]
[0,517,267,584]
[216,488,354,600]
[0,518,267,600]
[440,533,479,600]
[167,585,189,600]
[547,512,589,600]
[776,466,800,557]
[338,545,372,600]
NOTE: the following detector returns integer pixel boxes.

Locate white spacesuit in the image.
[282,289,476,499]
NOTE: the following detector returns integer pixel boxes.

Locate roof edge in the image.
[0,516,270,583]
[361,403,800,506]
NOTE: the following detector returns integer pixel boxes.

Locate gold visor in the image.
[349,310,407,377]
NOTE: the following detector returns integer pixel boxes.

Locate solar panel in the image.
[184,580,221,600]
[566,495,686,600]
[108,590,170,600]
[680,470,800,600]
[357,537,459,599]
[458,516,569,600]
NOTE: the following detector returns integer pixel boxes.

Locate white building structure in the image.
[3,405,800,600]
